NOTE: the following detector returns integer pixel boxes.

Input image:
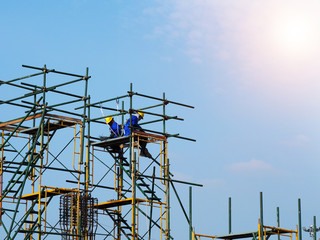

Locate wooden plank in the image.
[45,113,82,123]
[21,188,75,200]
[0,113,81,129]
[91,136,130,148]
[216,231,258,239]
[0,114,43,128]
[20,121,76,135]
[133,131,167,141]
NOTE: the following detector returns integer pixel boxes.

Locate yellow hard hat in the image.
[105,117,113,124]
[137,111,144,119]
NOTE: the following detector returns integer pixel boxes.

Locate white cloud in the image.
[227,159,276,174]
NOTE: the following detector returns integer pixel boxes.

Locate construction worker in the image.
[100,116,122,140]
[124,111,152,158]
[100,116,123,157]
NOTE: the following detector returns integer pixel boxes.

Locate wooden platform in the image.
[0,113,81,132]
[20,121,75,135]
[21,188,76,200]
[94,198,148,209]
[91,136,130,148]
[216,227,296,239]
[216,231,259,239]
[91,131,167,149]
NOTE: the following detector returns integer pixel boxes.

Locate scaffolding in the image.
[0,65,301,240]
[0,65,199,240]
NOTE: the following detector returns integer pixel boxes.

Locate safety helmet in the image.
[137,111,144,119]
[105,117,113,124]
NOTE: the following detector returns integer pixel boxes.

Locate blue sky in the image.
[2,0,320,239]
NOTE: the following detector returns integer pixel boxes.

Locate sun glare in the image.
[271,12,319,57]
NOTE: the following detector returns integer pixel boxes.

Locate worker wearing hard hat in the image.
[124,111,152,158]
[124,111,144,136]
[105,116,122,138]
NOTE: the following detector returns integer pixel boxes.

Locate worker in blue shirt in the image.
[100,116,123,157]
[99,116,122,141]
[124,111,152,158]
[105,116,122,138]
[124,111,143,136]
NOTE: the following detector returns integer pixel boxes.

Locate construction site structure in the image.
[0,65,200,240]
[0,65,302,240]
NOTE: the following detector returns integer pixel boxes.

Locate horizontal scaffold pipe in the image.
[89,112,127,122]
[129,91,194,109]
[0,87,52,106]
[138,103,164,111]
[92,105,127,113]
[75,94,129,110]
[22,64,90,79]
[47,98,83,109]
[139,116,181,126]
[0,101,33,109]
[0,71,44,85]
[20,81,42,89]
[1,80,35,91]
[17,229,82,237]
[7,162,83,174]
[139,119,164,126]
[139,174,203,187]
[46,106,84,118]
[51,89,83,99]
[21,77,86,92]
[132,127,196,142]
[138,109,184,121]
[66,180,132,192]
[21,100,41,107]
[50,77,86,89]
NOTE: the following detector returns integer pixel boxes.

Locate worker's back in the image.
[124,113,141,136]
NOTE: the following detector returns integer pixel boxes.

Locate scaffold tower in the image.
[0,65,199,240]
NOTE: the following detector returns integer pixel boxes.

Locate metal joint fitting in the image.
[163,100,169,105]
[128,108,134,114]
[164,115,169,120]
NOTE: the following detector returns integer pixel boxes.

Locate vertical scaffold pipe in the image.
[148,167,156,240]
[167,157,171,239]
[229,197,232,234]
[129,83,133,172]
[122,101,125,125]
[163,92,166,134]
[38,65,47,240]
[260,192,264,240]
[80,67,89,166]
[132,152,137,240]
[298,199,302,240]
[189,186,192,240]
[85,95,91,192]
[80,67,89,239]
[313,216,316,240]
[277,207,280,240]
[163,92,171,239]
